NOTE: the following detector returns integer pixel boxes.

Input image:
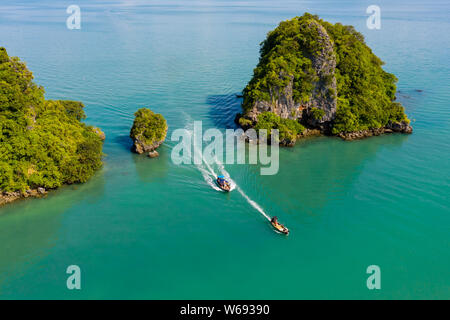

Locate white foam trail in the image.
[181,119,271,220]
[199,166,221,191]
[194,142,223,191]
[214,158,269,220]
[183,127,223,191]
[236,185,271,221]
[203,158,218,179]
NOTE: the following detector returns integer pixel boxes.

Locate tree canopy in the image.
[0,47,104,193]
[130,108,167,147]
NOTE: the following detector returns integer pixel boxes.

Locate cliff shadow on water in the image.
[206,93,242,129]
[113,127,134,152]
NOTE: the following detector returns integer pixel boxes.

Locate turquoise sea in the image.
[0,0,449,299]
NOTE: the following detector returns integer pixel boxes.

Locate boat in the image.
[270,216,289,235]
[216,175,231,192]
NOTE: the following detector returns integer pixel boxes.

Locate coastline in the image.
[0,188,48,207]
[286,124,412,146]
[337,121,413,141]
[236,112,412,146]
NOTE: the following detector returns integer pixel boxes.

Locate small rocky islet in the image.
[129,108,168,158]
[235,13,412,146]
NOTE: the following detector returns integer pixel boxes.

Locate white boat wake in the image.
[236,186,271,221]
[181,119,270,220]
[216,159,270,221]
[184,126,223,192]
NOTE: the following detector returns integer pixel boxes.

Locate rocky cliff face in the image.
[0,188,47,207]
[245,19,337,129]
[132,132,166,155]
[239,13,413,142]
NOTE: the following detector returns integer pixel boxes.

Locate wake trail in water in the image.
[181,118,271,220]
[184,127,222,191]
[236,186,271,221]
[216,159,270,221]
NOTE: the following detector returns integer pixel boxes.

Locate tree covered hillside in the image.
[240,13,411,140]
[0,47,104,193]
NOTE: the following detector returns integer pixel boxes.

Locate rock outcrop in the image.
[133,135,166,154]
[238,13,412,144]
[338,120,412,140]
[148,150,160,158]
[130,108,167,155]
[386,120,413,134]
[92,127,106,141]
[0,188,48,207]
[246,20,337,129]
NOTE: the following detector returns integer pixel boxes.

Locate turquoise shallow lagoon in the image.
[0,0,449,299]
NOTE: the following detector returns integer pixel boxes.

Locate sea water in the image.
[0,0,449,299]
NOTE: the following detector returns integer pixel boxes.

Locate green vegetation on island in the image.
[254,112,305,145]
[238,13,411,143]
[0,47,104,196]
[310,107,325,121]
[130,108,167,156]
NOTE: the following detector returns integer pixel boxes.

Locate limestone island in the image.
[0,48,105,206]
[236,13,412,146]
[130,108,167,158]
